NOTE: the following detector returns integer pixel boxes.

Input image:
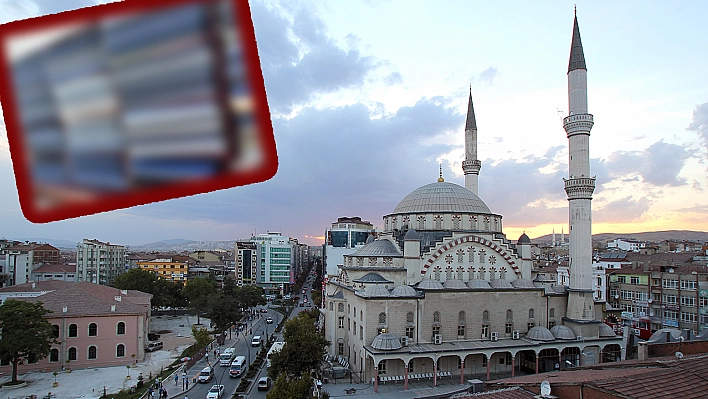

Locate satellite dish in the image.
[676,351,684,360]
[540,380,551,397]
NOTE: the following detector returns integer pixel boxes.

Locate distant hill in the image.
[531,230,708,244]
[10,237,78,250]
[129,240,238,252]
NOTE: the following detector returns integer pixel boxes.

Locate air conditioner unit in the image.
[400,336,409,347]
[512,330,520,340]
[433,334,442,345]
[490,332,498,342]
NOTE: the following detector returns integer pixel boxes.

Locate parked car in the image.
[257,377,272,391]
[266,316,273,324]
[145,341,163,352]
[206,384,224,399]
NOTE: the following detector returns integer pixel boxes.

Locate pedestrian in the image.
[213,348,217,357]
[185,379,189,390]
[148,388,154,398]
[175,374,178,386]
[162,388,168,399]
[205,353,209,363]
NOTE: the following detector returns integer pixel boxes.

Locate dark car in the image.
[266,317,273,324]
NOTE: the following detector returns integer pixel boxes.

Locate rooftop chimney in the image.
[111,305,116,312]
[115,296,122,302]
[62,306,67,313]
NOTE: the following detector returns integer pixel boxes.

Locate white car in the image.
[206,384,225,399]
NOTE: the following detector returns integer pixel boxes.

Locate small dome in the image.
[404,228,421,240]
[598,323,616,338]
[353,273,393,284]
[526,326,555,341]
[443,279,468,289]
[371,333,402,351]
[391,285,419,297]
[361,285,390,297]
[467,279,492,289]
[391,182,492,214]
[647,328,682,343]
[490,279,514,289]
[418,279,444,290]
[518,233,531,244]
[366,234,376,244]
[550,325,576,340]
[351,240,401,257]
[511,279,535,288]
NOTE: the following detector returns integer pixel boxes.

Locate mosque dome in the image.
[489,279,514,289]
[391,182,491,214]
[391,285,419,297]
[511,279,535,288]
[518,233,531,244]
[467,279,492,289]
[360,285,390,297]
[550,325,576,340]
[417,279,444,290]
[598,323,616,338]
[351,240,401,257]
[526,326,555,341]
[371,333,403,351]
[352,273,393,284]
[443,279,467,289]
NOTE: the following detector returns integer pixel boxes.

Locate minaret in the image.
[564,11,596,322]
[552,228,556,247]
[462,88,482,195]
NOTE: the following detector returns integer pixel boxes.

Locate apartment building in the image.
[76,239,126,285]
[136,256,191,282]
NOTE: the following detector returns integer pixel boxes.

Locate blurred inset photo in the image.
[0,0,277,223]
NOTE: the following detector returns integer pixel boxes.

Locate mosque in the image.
[323,13,624,390]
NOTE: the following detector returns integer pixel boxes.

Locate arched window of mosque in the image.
[417,216,426,230]
[384,219,388,230]
[483,216,490,230]
[434,266,442,281]
[529,309,534,319]
[445,254,453,264]
[407,312,414,323]
[494,218,499,231]
[434,215,443,229]
[478,249,486,263]
[458,311,466,324]
[483,310,490,322]
[369,257,377,266]
[378,312,386,325]
[468,247,475,262]
[489,255,497,265]
[338,303,344,312]
[433,311,441,323]
[357,258,364,266]
[470,215,478,228]
[549,308,555,318]
[392,216,397,228]
[506,309,513,321]
[452,215,461,230]
[384,257,392,266]
[478,268,486,280]
[489,267,496,280]
[445,267,453,280]
[499,267,507,279]
[457,267,464,280]
[456,249,464,263]
[402,216,410,226]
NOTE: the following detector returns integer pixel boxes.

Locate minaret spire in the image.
[462,88,481,195]
[563,10,596,324]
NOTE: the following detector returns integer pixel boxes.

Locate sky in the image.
[1,0,707,247]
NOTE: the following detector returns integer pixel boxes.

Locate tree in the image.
[266,373,314,399]
[0,300,56,383]
[112,268,158,294]
[191,325,212,347]
[206,292,241,332]
[235,284,266,309]
[268,312,329,380]
[182,277,214,325]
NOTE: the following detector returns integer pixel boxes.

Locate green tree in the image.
[268,312,329,380]
[266,373,314,399]
[0,300,56,383]
[112,268,161,306]
[235,284,266,309]
[182,277,214,325]
[191,325,212,347]
[206,292,241,332]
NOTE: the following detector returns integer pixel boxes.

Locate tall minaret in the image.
[462,88,482,195]
[564,11,596,322]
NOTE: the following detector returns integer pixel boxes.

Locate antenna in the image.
[540,380,551,397]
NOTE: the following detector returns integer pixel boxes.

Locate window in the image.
[378,312,386,324]
[353,322,356,334]
[69,324,78,338]
[348,318,351,330]
[528,309,534,319]
[458,311,466,323]
[117,322,126,335]
[483,310,490,322]
[681,280,697,290]
[360,326,363,340]
[117,344,125,357]
[549,308,555,318]
[49,348,59,362]
[457,325,466,338]
[527,322,535,331]
[481,324,489,338]
[338,317,344,328]
[597,276,603,286]
[378,360,387,375]
[505,323,513,334]
[681,296,695,307]
[663,310,678,321]
[663,294,678,305]
[406,326,414,339]
[406,312,414,323]
[548,321,556,328]
[663,279,678,289]
[329,303,333,311]
[506,309,513,321]
[617,276,626,283]
[52,324,60,338]
[433,311,440,323]
[68,347,77,361]
[630,276,640,285]
[338,303,344,312]
[482,356,487,367]
[88,323,98,337]
[338,342,344,356]
[681,312,696,324]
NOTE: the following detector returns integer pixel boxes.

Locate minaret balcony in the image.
[563,176,595,199]
[563,113,594,137]
[462,159,481,173]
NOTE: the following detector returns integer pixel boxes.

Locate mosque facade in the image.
[323,13,624,390]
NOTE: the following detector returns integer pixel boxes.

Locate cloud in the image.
[687,101,708,152]
[477,66,498,86]
[250,2,377,114]
[383,72,403,86]
[594,196,651,223]
[605,140,691,187]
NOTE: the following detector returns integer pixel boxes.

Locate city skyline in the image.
[1,0,707,246]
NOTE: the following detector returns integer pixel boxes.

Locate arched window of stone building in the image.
[392,216,397,229]
[478,267,486,280]
[452,215,461,230]
[433,311,441,323]
[445,267,453,280]
[379,312,386,325]
[478,249,486,263]
[483,216,490,230]
[457,267,464,280]
[417,215,425,230]
[457,249,464,264]
[458,311,466,324]
[549,308,555,318]
[483,310,490,322]
[357,258,364,266]
[499,267,507,279]
[489,267,496,280]
[407,312,414,323]
[529,309,534,319]
[369,257,377,266]
[434,215,443,229]
[434,266,442,281]
[506,309,513,321]
[468,247,475,262]
[338,303,344,312]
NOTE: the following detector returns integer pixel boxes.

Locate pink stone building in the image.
[0,281,151,373]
